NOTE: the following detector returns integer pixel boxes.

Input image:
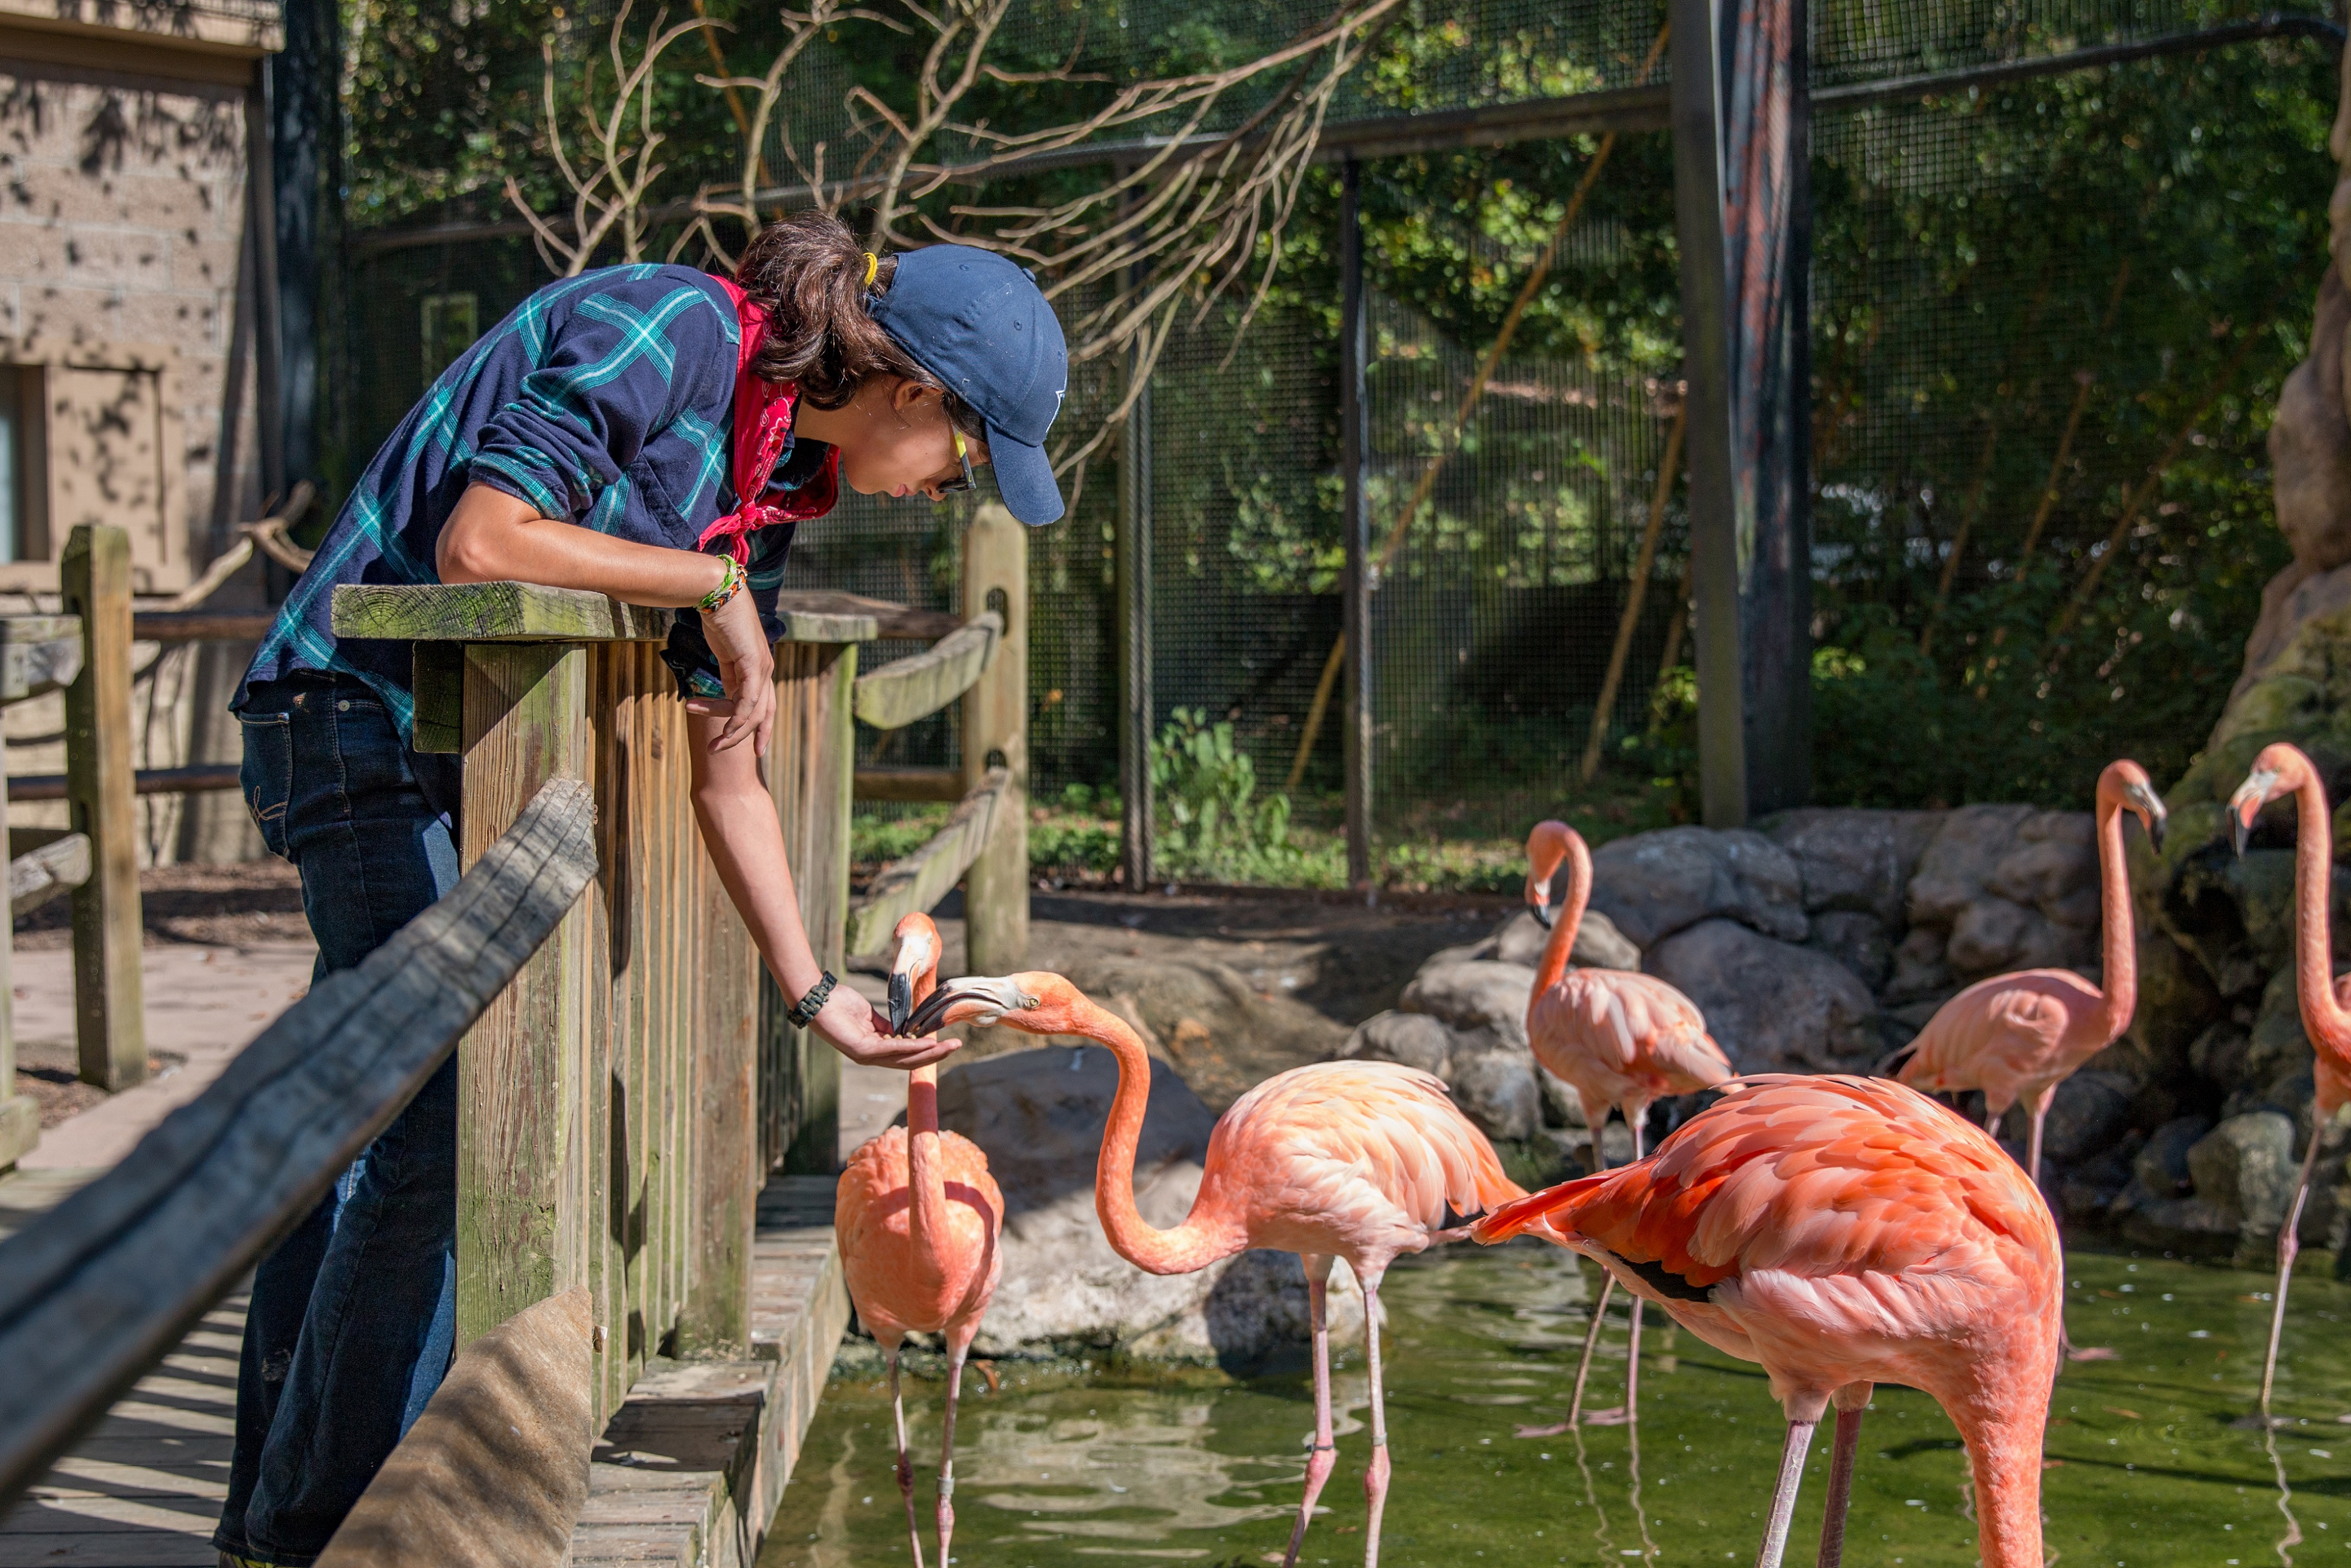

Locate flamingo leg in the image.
[2026,1105,2045,1186]
[936,1337,970,1566]
[1360,1270,1393,1568]
[1622,1112,1645,1426]
[1755,1417,1818,1568]
[1282,1256,1338,1568]
[2260,1126,2326,1420]
[1568,1277,1614,1427]
[886,1347,926,1568]
[1815,1405,1866,1568]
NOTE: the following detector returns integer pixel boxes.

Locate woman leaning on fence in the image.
[212,211,1068,1568]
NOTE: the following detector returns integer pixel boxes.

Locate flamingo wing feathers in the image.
[1532,971,1732,1102]
[1896,970,2099,1108]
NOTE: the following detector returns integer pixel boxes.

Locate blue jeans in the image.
[214,673,464,1566]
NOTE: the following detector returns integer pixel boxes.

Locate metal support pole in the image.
[1669,0,1747,829]
[1116,233,1154,889]
[1339,158,1373,890]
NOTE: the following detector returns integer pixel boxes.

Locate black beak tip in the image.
[2149,816,2166,853]
[2232,815,2250,858]
[1531,902,1554,931]
[887,974,912,1036]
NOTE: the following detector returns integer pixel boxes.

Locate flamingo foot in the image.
[1580,1406,1632,1427]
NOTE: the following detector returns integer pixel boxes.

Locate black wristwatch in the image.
[786,971,838,1030]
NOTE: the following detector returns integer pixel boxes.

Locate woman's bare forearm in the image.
[438,481,727,606]
[690,735,825,999]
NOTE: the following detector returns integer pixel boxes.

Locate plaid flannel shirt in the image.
[235,263,832,737]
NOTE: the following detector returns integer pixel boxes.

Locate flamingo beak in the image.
[1527,875,1555,930]
[2124,781,2168,853]
[887,972,913,1035]
[902,975,1036,1037]
[2229,768,2280,858]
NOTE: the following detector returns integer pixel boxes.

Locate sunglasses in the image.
[939,428,977,496]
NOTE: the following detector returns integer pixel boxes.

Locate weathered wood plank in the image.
[962,505,1030,973]
[128,611,275,645]
[850,610,1000,730]
[763,645,854,1177]
[332,582,672,644]
[772,590,948,642]
[6,767,241,804]
[9,832,89,919]
[61,526,144,1094]
[0,757,28,1174]
[677,809,755,1358]
[851,766,964,803]
[412,642,465,754]
[0,616,81,708]
[456,646,591,1353]
[312,1288,593,1568]
[0,779,597,1509]
[843,768,1009,960]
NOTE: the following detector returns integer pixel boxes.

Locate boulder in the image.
[934,1045,1363,1366]
[1588,827,1807,948]
[1905,806,2100,984]
[1806,910,1892,992]
[1761,807,1943,927]
[2133,1114,2212,1198]
[1341,1010,1452,1078]
[1644,918,1879,1076]
[1346,960,1545,1143]
[1061,953,1349,1113]
[1398,961,1534,1052]
[2059,1131,2142,1224]
[1884,926,1955,1005]
[2186,1110,2298,1259]
[1422,909,1642,974]
[2040,1070,2136,1169]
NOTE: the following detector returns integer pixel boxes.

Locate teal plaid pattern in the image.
[238,264,827,738]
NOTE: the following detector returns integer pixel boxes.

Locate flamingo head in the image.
[1522,819,1579,930]
[886,912,943,1034]
[901,971,1075,1037]
[2096,759,2167,854]
[2229,742,2315,858]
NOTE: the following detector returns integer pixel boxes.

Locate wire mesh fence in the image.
[334,0,2341,886]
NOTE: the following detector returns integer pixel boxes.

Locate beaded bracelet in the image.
[698,552,744,614]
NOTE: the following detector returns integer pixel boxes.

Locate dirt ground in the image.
[11,862,1507,1124]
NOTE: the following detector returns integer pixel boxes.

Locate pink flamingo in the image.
[2229,741,2351,1420]
[1890,758,2166,1181]
[1475,1074,2062,1568]
[903,971,1523,1568]
[1522,819,1732,1424]
[834,913,1004,1567]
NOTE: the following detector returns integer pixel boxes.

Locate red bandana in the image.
[698,278,841,563]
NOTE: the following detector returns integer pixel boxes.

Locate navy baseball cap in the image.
[870,245,1069,526]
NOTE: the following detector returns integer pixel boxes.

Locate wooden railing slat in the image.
[333,582,673,644]
[774,590,955,642]
[0,777,597,1509]
[130,610,276,644]
[843,768,1009,958]
[852,766,964,802]
[851,611,1000,731]
[0,615,82,707]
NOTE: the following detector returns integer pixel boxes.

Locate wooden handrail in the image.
[7,764,241,802]
[0,777,597,1507]
[845,768,1011,958]
[851,611,1001,730]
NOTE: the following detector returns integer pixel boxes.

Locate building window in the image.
[420,294,480,387]
[0,370,23,564]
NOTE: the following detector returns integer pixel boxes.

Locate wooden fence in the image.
[0,505,1032,1558]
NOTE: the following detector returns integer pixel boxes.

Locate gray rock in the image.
[2038,1069,2135,1169]
[1538,1067,1588,1129]
[1589,827,1807,947]
[935,1044,1364,1366]
[1884,927,1954,1005]
[1061,952,1350,1112]
[1422,909,1640,975]
[1341,1010,1452,1078]
[1644,918,1879,1075]
[1398,961,1534,1053]
[2119,1192,2246,1257]
[1907,805,2039,928]
[1906,805,2100,983]
[2187,1111,2297,1234]
[1806,910,1893,992]
[2134,1115,2213,1198]
[1761,807,1943,927]
[1341,1006,1540,1143]
[2060,1130,2142,1223]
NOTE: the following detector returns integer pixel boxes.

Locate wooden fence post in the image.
[455,642,590,1350]
[0,761,32,1170]
[962,506,1027,975]
[61,525,144,1092]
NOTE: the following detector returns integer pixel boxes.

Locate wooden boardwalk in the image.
[0,1172,847,1568]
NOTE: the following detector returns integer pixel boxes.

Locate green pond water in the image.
[760,1242,2351,1566]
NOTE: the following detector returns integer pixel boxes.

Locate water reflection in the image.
[764,1244,2351,1567]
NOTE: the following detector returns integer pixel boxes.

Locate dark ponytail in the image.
[732,210,985,439]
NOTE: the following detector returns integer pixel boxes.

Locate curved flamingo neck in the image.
[1962,1425,2043,1568]
[2291,770,2351,1069]
[904,1064,950,1296]
[1534,835,1592,995]
[1059,996,1247,1276]
[2090,793,2138,1046]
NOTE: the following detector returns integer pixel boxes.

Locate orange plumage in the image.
[1477,1074,2061,1568]
[833,913,1003,1568]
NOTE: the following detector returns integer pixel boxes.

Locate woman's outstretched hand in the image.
[687,585,776,755]
[810,987,963,1068]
